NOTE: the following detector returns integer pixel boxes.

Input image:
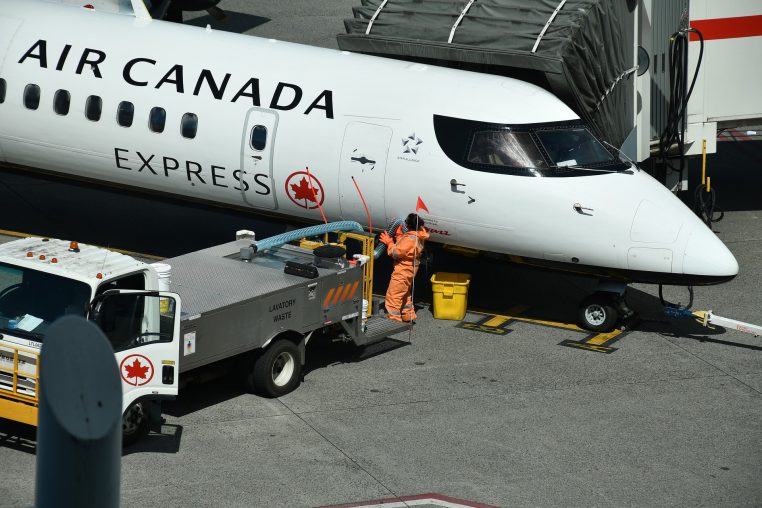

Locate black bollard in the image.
[35,315,122,508]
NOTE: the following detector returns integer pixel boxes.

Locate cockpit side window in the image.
[535,127,615,167]
[467,131,548,169]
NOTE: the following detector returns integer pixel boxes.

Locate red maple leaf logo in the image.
[124,358,149,381]
[290,177,318,203]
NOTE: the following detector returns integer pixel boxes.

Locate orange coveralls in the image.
[384,226,429,322]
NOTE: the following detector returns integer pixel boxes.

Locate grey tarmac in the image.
[0,2,760,507]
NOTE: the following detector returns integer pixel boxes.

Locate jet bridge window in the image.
[85,95,102,121]
[149,107,166,133]
[0,78,6,104]
[467,131,548,170]
[250,125,267,150]
[117,101,134,127]
[181,113,198,139]
[53,90,70,116]
[24,84,40,110]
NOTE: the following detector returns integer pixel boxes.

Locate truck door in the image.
[339,122,392,224]
[90,290,182,413]
[240,108,279,209]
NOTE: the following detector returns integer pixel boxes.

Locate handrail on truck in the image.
[0,343,40,426]
[338,231,375,318]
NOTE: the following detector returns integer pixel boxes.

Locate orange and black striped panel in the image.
[323,281,360,308]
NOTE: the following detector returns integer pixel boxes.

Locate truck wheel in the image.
[122,401,148,446]
[248,340,301,397]
[578,294,618,333]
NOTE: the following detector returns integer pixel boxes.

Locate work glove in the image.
[379,231,393,246]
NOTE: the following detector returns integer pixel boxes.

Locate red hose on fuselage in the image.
[351,175,373,234]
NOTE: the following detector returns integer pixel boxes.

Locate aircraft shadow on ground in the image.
[406,244,747,344]
[184,11,270,34]
[123,424,183,456]
[0,420,36,454]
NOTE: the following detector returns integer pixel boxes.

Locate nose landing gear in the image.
[577,283,637,333]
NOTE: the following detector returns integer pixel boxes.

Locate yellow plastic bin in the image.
[430,272,471,320]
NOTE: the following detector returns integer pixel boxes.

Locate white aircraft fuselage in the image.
[0,0,738,285]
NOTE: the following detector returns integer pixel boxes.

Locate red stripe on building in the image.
[690,15,762,41]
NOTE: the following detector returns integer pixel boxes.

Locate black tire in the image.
[246,340,302,397]
[122,401,149,447]
[578,294,618,333]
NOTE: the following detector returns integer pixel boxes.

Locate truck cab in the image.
[0,237,181,443]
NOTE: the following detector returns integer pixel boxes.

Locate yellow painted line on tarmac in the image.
[471,305,628,353]
[482,315,509,327]
[472,306,584,330]
[506,314,583,332]
[0,228,33,239]
[585,329,623,345]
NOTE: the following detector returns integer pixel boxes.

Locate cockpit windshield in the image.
[467,131,548,170]
[534,127,617,167]
[433,115,629,177]
[0,263,91,341]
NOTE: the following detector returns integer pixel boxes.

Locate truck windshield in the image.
[535,127,617,167]
[0,262,91,340]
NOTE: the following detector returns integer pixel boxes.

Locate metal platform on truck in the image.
[165,240,335,319]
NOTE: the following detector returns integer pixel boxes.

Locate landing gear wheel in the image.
[246,340,302,398]
[578,294,618,333]
[122,401,148,447]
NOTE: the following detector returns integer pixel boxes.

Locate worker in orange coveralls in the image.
[379,213,429,322]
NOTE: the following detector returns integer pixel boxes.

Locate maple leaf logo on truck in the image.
[120,354,154,386]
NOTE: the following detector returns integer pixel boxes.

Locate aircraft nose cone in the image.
[682,227,739,280]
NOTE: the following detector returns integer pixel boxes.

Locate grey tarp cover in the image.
[338,0,636,146]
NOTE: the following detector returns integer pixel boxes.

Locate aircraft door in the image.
[339,122,392,223]
[240,108,278,209]
[0,16,22,163]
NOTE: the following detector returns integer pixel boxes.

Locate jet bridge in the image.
[339,0,638,150]
[339,0,762,170]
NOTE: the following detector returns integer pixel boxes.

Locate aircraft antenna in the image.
[304,166,328,224]
[350,176,373,234]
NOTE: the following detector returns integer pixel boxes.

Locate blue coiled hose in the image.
[373,217,408,259]
[252,221,364,253]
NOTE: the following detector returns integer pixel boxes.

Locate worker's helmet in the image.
[405,213,425,231]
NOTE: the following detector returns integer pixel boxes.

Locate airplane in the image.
[0,0,738,331]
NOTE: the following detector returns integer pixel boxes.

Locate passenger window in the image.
[149,107,166,133]
[0,78,6,104]
[85,95,102,121]
[181,112,198,139]
[24,84,41,110]
[250,125,267,150]
[467,131,548,169]
[117,101,134,127]
[53,89,71,116]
